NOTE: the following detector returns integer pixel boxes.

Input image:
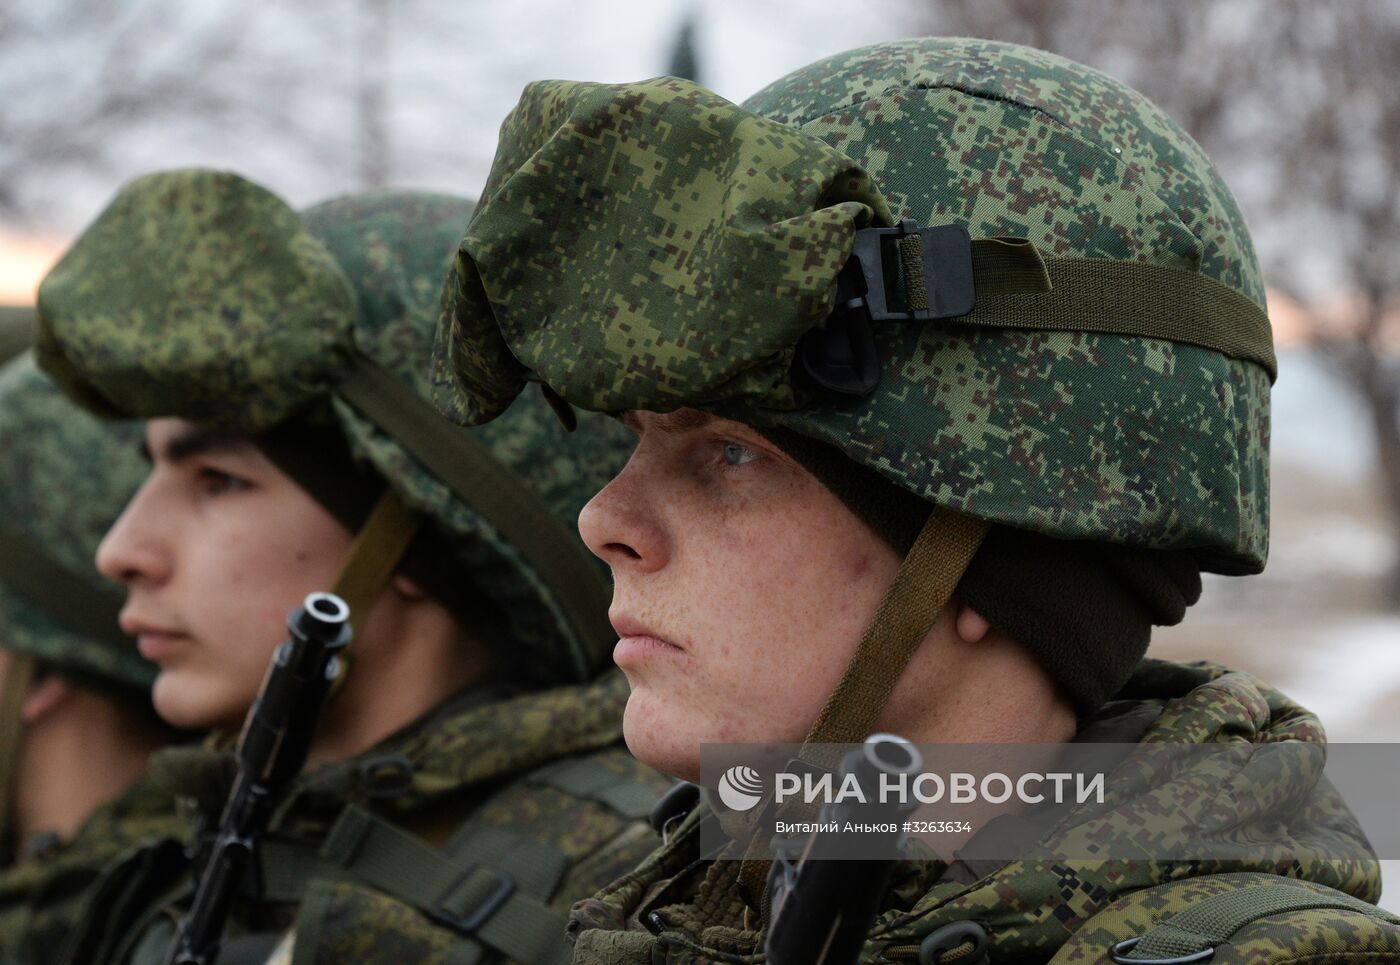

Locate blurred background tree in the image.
[0,1,344,225]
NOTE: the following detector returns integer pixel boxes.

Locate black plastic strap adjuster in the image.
[850,219,975,322]
[357,753,415,798]
[797,219,975,397]
[429,867,517,934]
[649,781,701,836]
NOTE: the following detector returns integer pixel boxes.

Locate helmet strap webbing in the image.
[327,488,422,694]
[803,507,989,747]
[0,652,36,861]
[736,507,989,912]
[339,355,617,677]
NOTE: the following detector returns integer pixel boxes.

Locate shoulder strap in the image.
[262,750,664,962]
[1111,876,1400,963]
[261,805,572,964]
[524,754,665,820]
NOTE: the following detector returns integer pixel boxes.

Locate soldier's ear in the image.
[389,572,428,601]
[21,675,73,726]
[953,601,991,644]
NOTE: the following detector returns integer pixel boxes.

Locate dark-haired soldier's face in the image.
[578,409,904,781]
[96,417,352,731]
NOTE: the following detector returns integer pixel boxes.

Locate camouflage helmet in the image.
[36,170,634,684]
[0,352,154,701]
[433,38,1272,577]
[431,39,1274,751]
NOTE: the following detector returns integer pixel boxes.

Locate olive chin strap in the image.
[337,355,617,679]
[0,652,36,861]
[804,507,990,747]
[326,488,423,695]
[737,506,991,911]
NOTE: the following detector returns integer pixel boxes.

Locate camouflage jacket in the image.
[0,770,183,965]
[568,660,1386,963]
[61,671,669,965]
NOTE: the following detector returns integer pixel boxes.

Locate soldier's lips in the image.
[135,631,193,662]
[609,613,684,667]
[613,634,684,667]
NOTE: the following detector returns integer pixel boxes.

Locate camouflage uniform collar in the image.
[569,699,1167,953]
[151,671,629,831]
[568,660,1380,962]
[0,769,182,904]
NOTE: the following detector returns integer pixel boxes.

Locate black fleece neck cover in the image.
[761,428,1202,714]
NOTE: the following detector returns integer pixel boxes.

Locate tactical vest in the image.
[573,793,1400,965]
[59,675,672,965]
[569,662,1400,965]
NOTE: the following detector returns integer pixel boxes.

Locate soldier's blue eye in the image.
[722,442,757,466]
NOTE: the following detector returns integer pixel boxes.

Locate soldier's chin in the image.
[622,687,701,783]
[150,670,248,734]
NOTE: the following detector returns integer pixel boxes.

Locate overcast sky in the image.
[0,0,912,237]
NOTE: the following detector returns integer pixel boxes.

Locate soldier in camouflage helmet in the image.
[433,38,1399,963]
[35,171,670,964]
[0,352,185,965]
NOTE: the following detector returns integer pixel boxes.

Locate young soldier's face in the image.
[579,409,903,781]
[96,417,352,731]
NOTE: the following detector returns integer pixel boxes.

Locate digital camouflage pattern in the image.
[0,773,184,965]
[62,672,671,965]
[36,172,637,681]
[301,190,635,679]
[36,170,356,431]
[0,352,153,698]
[432,74,891,421]
[1049,872,1400,964]
[434,38,1272,574]
[568,660,1382,963]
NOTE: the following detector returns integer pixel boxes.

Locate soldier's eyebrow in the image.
[622,408,716,435]
[140,426,255,465]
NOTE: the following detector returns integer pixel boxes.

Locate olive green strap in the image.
[0,518,129,648]
[337,356,615,679]
[1121,879,1400,960]
[261,806,572,965]
[330,488,421,633]
[526,755,665,820]
[325,488,421,693]
[964,238,1277,380]
[805,507,990,747]
[969,237,1053,293]
[738,508,989,908]
[0,652,35,856]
